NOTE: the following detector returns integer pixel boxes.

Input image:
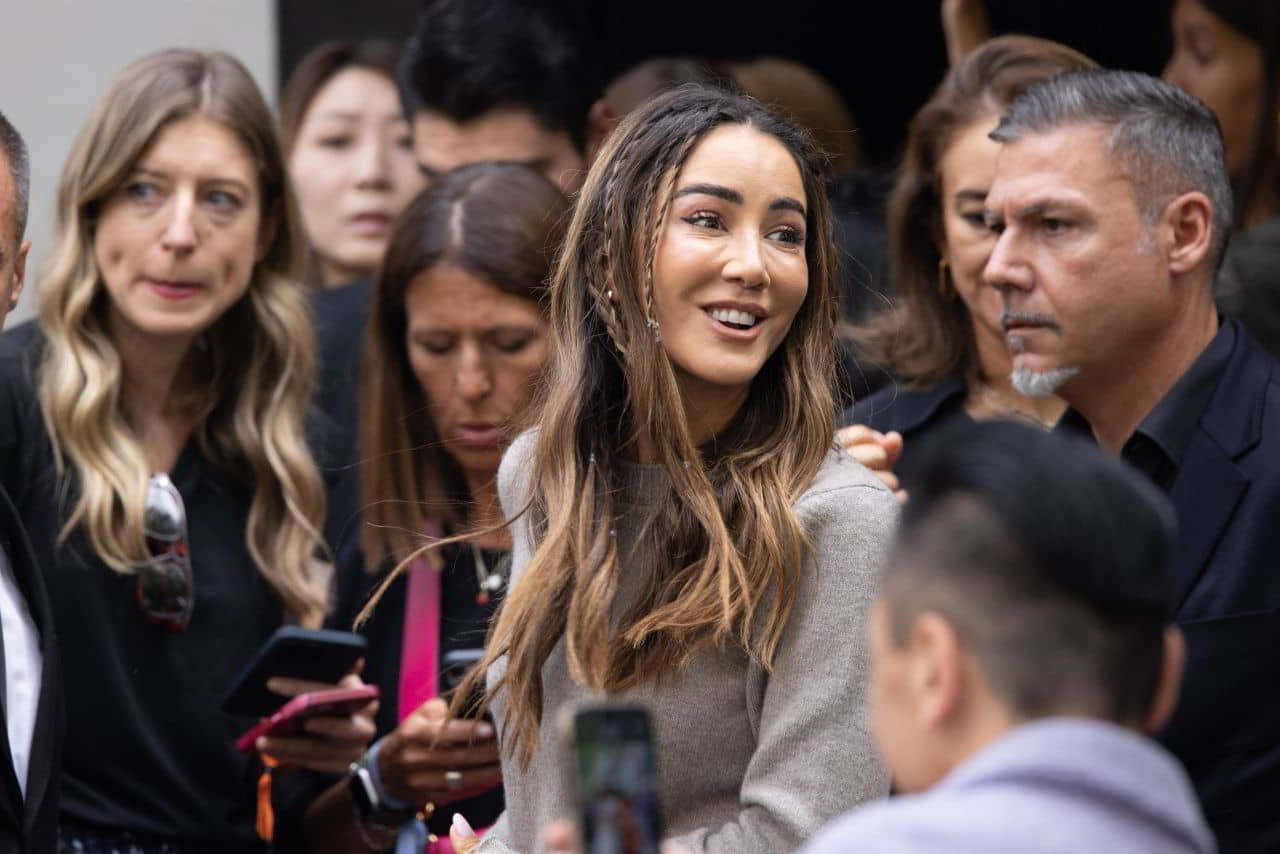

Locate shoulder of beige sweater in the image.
[795,445,897,512]
[497,428,539,515]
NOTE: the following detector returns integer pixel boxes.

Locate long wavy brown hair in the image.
[464,85,841,766]
[359,163,569,568]
[37,49,331,624]
[854,36,1095,387]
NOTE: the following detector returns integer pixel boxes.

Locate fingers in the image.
[401,711,495,747]
[834,423,875,448]
[266,662,366,698]
[543,819,576,852]
[881,430,904,466]
[258,733,366,775]
[450,813,480,853]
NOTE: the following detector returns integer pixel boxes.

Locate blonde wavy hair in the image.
[37,49,331,624]
[457,85,841,766]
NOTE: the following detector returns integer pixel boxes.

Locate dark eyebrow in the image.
[770,197,806,216]
[955,189,987,204]
[1014,201,1053,221]
[674,183,742,205]
[675,183,805,217]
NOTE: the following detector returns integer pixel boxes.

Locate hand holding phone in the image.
[253,667,379,775]
[235,685,379,752]
[564,703,663,854]
[377,697,502,807]
[222,626,369,717]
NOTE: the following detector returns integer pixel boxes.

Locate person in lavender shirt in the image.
[802,419,1214,854]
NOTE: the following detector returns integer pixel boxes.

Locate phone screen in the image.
[572,705,663,854]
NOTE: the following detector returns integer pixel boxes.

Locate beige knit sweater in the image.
[474,432,897,853]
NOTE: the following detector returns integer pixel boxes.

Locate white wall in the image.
[0,0,277,325]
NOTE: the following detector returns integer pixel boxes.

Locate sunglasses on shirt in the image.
[137,472,194,631]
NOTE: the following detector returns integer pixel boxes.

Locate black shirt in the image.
[0,324,355,851]
[1057,322,1235,492]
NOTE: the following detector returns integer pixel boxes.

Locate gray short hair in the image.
[991,70,1233,268]
[0,110,29,244]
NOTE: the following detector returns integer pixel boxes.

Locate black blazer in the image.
[1156,322,1280,853]
[0,484,60,853]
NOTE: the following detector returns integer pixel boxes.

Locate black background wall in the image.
[278,0,1173,170]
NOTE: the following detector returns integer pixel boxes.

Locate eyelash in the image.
[682,212,805,244]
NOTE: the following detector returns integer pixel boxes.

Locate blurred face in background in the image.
[412,105,586,194]
[289,67,424,286]
[1164,0,1264,178]
[405,262,549,479]
[938,112,1005,363]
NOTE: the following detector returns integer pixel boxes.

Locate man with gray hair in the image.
[983,69,1280,852]
[0,109,60,853]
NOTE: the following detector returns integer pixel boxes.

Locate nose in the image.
[983,229,1033,294]
[455,342,492,402]
[160,191,198,253]
[353,134,392,190]
[722,230,770,289]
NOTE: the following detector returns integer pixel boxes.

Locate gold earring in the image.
[937,258,953,298]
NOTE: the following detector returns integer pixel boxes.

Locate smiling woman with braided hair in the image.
[436,85,898,854]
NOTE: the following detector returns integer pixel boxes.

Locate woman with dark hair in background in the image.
[840,36,1096,474]
[297,163,570,852]
[0,49,372,852]
[446,84,896,854]
[1165,0,1280,354]
[280,39,424,289]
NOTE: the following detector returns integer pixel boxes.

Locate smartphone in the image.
[234,684,379,752]
[440,648,487,720]
[221,626,368,717]
[566,703,663,854]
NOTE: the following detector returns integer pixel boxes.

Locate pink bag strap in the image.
[397,521,444,723]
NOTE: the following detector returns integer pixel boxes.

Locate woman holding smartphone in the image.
[0,50,372,852]
[449,85,898,853]
[293,163,570,852]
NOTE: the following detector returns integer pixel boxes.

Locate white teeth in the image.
[708,308,758,328]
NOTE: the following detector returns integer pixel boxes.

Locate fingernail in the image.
[475,722,494,738]
[453,812,475,837]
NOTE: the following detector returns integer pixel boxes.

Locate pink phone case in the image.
[235,684,379,752]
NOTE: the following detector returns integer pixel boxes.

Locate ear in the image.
[909,612,966,730]
[585,98,619,165]
[8,239,29,313]
[1144,625,1186,734]
[1162,191,1213,275]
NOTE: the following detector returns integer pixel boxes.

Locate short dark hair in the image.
[0,109,30,243]
[397,0,602,153]
[885,420,1178,725]
[278,39,401,153]
[991,69,1234,269]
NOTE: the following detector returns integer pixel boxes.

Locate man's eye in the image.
[1042,218,1071,234]
[683,212,722,230]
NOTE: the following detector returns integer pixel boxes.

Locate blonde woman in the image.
[446,86,899,853]
[0,50,372,852]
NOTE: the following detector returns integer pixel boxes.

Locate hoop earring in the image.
[937,258,953,298]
